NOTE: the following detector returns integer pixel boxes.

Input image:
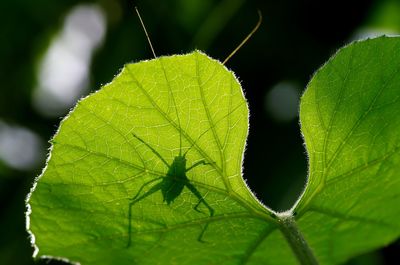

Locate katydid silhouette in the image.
[127,131,215,247]
[126,100,247,247]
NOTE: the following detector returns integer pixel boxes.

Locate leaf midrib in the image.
[40,211,271,250]
[55,141,273,223]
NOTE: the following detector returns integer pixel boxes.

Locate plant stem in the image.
[278,213,319,265]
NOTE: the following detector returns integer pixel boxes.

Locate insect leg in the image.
[185,182,214,215]
[185,160,215,173]
[132,133,170,168]
[127,181,164,247]
[185,182,214,243]
[131,177,163,201]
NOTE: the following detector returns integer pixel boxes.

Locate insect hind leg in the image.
[127,179,163,248]
[185,182,214,243]
[195,199,214,243]
[130,177,163,201]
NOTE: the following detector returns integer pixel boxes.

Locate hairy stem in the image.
[278,213,319,265]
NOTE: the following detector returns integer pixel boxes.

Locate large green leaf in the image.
[294,36,400,264]
[27,51,279,265]
[27,37,400,265]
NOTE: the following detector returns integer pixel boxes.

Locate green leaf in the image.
[294,36,400,264]
[27,51,278,265]
[27,37,400,265]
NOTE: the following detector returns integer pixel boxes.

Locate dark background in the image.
[0,0,399,264]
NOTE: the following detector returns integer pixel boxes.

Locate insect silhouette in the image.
[127,7,262,247]
[127,131,216,247]
[126,99,248,247]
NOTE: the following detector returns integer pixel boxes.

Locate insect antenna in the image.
[135,6,157,59]
[169,87,183,156]
[183,128,210,157]
[176,100,183,156]
[222,10,262,65]
[135,6,183,156]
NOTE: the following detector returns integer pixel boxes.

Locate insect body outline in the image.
[127,132,215,247]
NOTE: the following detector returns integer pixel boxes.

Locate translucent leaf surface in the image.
[295,36,400,264]
[27,38,400,265]
[27,51,278,265]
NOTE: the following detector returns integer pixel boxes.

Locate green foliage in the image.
[294,36,400,264]
[27,37,400,265]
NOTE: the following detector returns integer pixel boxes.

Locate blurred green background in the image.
[0,0,399,264]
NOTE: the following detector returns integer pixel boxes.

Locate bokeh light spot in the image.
[265,81,300,122]
[0,121,43,171]
[33,4,107,117]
